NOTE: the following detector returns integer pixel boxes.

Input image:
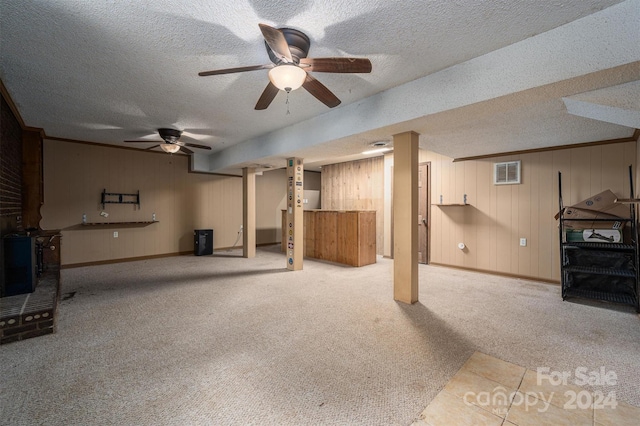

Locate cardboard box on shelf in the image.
[562,207,626,229]
[556,189,631,230]
[570,190,630,217]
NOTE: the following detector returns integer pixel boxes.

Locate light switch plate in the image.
[520,238,527,247]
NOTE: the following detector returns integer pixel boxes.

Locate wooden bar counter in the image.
[282,210,376,267]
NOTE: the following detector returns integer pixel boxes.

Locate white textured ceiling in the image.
[1,0,638,174]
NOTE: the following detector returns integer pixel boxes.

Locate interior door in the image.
[418,163,429,264]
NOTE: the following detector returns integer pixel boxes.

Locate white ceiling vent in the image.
[494,161,521,185]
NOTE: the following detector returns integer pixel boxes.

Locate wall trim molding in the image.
[453,130,640,162]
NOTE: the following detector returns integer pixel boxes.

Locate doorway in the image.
[418,162,430,264]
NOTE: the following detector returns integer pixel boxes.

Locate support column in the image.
[243,167,256,258]
[286,158,304,270]
[393,131,419,304]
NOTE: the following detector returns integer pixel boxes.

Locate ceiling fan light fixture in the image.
[158,128,182,144]
[160,143,181,154]
[268,64,306,92]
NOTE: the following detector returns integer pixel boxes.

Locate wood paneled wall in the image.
[425,142,636,281]
[40,136,638,276]
[41,140,244,266]
[320,157,384,254]
[321,141,637,282]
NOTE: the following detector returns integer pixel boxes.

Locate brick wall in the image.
[0,309,55,344]
[1,95,23,234]
[0,271,57,345]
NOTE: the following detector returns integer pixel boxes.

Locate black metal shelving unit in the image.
[558,166,640,312]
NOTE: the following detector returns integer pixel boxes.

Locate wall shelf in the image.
[81,221,158,227]
[434,194,468,206]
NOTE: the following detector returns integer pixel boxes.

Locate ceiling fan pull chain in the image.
[286,93,291,115]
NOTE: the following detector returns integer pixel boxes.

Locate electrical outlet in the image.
[520,238,527,247]
[113,231,119,238]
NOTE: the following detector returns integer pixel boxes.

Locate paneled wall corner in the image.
[322,142,636,282]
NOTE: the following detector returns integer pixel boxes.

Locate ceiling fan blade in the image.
[255,82,280,110]
[299,57,372,73]
[302,74,341,108]
[198,64,273,77]
[146,145,160,150]
[181,142,212,150]
[258,24,293,63]
[179,146,194,155]
[124,140,163,143]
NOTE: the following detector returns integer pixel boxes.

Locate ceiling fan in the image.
[198,24,372,110]
[124,128,212,154]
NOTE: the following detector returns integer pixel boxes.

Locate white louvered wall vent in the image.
[494,161,521,185]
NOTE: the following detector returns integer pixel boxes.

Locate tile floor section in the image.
[412,351,640,426]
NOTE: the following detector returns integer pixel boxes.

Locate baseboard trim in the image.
[257,242,280,248]
[60,244,283,269]
[428,262,560,285]
[61,251,194,269]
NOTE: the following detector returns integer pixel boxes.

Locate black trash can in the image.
[194,229,213,256]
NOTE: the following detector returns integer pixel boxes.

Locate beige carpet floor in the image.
[1,245,639,425]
